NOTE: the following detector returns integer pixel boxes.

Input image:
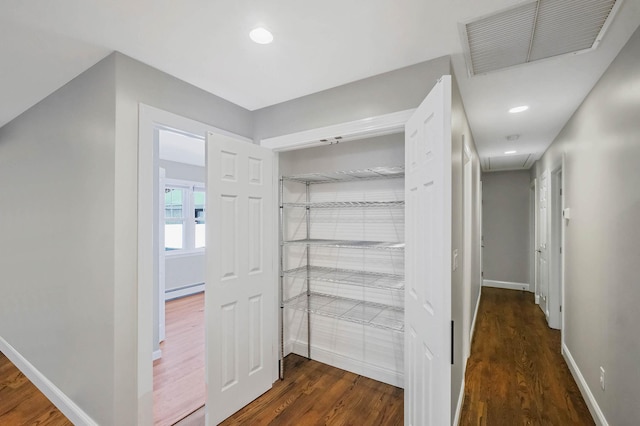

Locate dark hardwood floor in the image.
[0,351,71,426]
[220,354,404,425]
[0,287,593,426]
[460,287,594,426]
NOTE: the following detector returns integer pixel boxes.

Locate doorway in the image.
[548,166,564,330]
[138,106,250,425]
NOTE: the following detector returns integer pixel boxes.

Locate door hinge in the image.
[560,246,562,254]
[560,305,562,313]
[560,188,563,196]
[451,321,454,365]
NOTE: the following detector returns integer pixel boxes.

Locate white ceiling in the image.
[1,0,639,169]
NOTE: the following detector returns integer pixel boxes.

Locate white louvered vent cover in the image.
[464,0,619,75]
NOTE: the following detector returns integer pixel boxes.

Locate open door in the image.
[404,76,452,426]
[538,170,549,319]
[206,132,275,424]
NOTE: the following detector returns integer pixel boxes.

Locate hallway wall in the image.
[482,170,530,285]
[0,55,117,425]
[532,25,640,425]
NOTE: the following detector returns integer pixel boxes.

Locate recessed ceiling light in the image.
[506,134,520,141]
[509,105,529,113]
[504,150,517,155]
[249,27,273,44]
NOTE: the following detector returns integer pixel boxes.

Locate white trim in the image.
[165,283,205,300]
[562,344,607,426]
[483,279,529,291]
[152,350,162,361]
[0,337,98,426]
[470,289,481,348]
[260,109,415,152]
[453,378,465,426]
[287,341,403,388]
[535,294,540,304]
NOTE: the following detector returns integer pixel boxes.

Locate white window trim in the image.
[164,178,205,257]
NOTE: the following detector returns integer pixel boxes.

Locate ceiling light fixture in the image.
[509,105,529,113]
[504,150,517,155]
[249,27,273,44]
[506,134,520,141]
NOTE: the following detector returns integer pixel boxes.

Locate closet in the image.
[278,134,405,386]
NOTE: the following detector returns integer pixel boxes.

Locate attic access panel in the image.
[461,0,622,75]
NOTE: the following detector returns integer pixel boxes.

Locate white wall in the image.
[159,159,206,295]
[532,25,640,425]
[482,170,531,284]
[0,55,116,424]
[280,134,405,386]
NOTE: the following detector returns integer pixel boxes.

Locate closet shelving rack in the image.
[279,166,405,379]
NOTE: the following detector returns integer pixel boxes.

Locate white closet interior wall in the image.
[279,133,405,387]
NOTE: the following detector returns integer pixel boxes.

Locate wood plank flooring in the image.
[460,287,594,426]
[219,354,404,425]
[0,351,71,426]
[154,292,206,426]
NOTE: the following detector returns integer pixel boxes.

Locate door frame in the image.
[462,141,473,360]
[530,178,538,301]
[548,160,564,330]
[137,104,252,424]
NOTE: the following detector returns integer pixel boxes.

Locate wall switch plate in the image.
[600,367,605,390]
[452,249,459,271]
[563,208,571,220]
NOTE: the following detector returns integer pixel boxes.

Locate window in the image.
[164,180,205,253]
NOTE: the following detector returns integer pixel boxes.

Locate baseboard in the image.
[562,343,608,426]
[483,279,529,291]
[470,289,481,350]
[0,336,98,426]
[535,294,540,304]
[165,282,204,301]
[453,377,465,426]
[286,341,403,388]
[152,349,162,361]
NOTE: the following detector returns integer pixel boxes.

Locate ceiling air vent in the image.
[462,0,622,75]
[484,153,535,171]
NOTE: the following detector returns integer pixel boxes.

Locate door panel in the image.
[538,170,549,318]
[405,76,452,426]
[207,133,275,424]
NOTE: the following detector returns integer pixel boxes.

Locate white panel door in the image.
[405,76,452,426]
[538,170,549,319]
[159,167,166,343]
[206,132,275,424]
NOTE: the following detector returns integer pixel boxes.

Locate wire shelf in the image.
[282,166,404,184]
[283,266,404,290]
[282,200,405,209]
[282,239,405,250]
[284,293,404,332]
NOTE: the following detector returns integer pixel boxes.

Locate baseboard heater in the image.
[165,282,205,301]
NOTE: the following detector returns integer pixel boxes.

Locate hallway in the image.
[460,287,593,425]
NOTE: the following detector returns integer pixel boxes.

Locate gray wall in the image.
[253,56,450,141]
[482,170,531,284]
[159,159,205,182]
[450,69,482,421]
[532,26,640,425]
[0,56,117,424]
